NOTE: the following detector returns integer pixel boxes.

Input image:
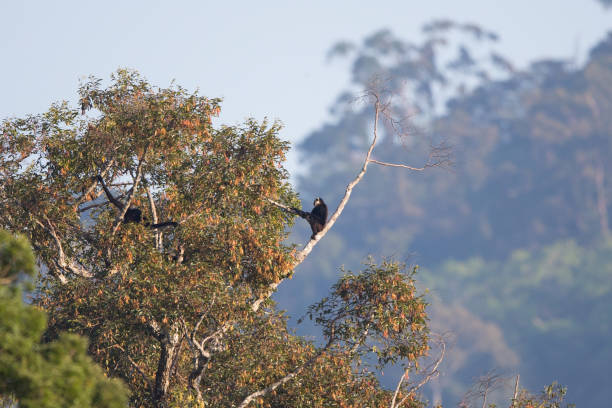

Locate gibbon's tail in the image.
[148,221,178,229]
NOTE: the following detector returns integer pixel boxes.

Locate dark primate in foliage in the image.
[96,175,177,229]
[292,197,328,239]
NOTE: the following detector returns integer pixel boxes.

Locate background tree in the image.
[283,21,612,406]
[0,230,129,408]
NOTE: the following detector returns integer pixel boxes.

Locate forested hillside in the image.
[278,23,612,406]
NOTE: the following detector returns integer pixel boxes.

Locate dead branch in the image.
[391,336,446,408]
[252,91,383,313]
[461,370,506,408]
[264,198,302,216]
[368,159,429,171]
[255,88,446,312]
[509,374,520,408]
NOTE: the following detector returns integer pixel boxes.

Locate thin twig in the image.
[407,340,445,394]
[393,338,446,408]
[368,159,428,171]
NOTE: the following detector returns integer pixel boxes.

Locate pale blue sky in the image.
[1,1,610,172]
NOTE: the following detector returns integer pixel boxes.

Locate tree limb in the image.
[368,159,429,171]
[392,337,446,408]
[146,187,162,250]
[110,144,150,237]
[253,91,383,313]
[32,216,93,280]
[73,158,116,212]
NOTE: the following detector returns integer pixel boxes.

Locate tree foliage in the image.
[1,70,436,407]
[0,230,129,408]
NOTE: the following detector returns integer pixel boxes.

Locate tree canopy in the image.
[1,70,438,407]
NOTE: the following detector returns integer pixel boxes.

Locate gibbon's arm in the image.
[264,198,314,221]
[96,175,124,209]
[291,207,313,222]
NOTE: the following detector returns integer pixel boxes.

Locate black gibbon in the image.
[293,197,328,239]
[96,175,177,229]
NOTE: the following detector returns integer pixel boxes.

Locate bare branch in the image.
[369,139,452,172]
[391,369,410,408]
[264,198,303,217]
[146,187,162,250]
[461,370,506,408]
[368,159,429,171]
[510,375,520,408]
[392,336,446,408]
[405,339,445,396]
[110,144,150,236]
[73,158,116,212]
[253,92,384,313]
[32,216,93,281]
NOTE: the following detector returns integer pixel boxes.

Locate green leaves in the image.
[0,230,35,285]
[307,260,429,368]
[0,231,129,408]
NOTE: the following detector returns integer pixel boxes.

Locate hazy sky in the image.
[1,1,610,171]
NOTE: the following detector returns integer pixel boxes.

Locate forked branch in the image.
[32,215,93,282]
[391,336,446,408]
[74,158,116,212]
